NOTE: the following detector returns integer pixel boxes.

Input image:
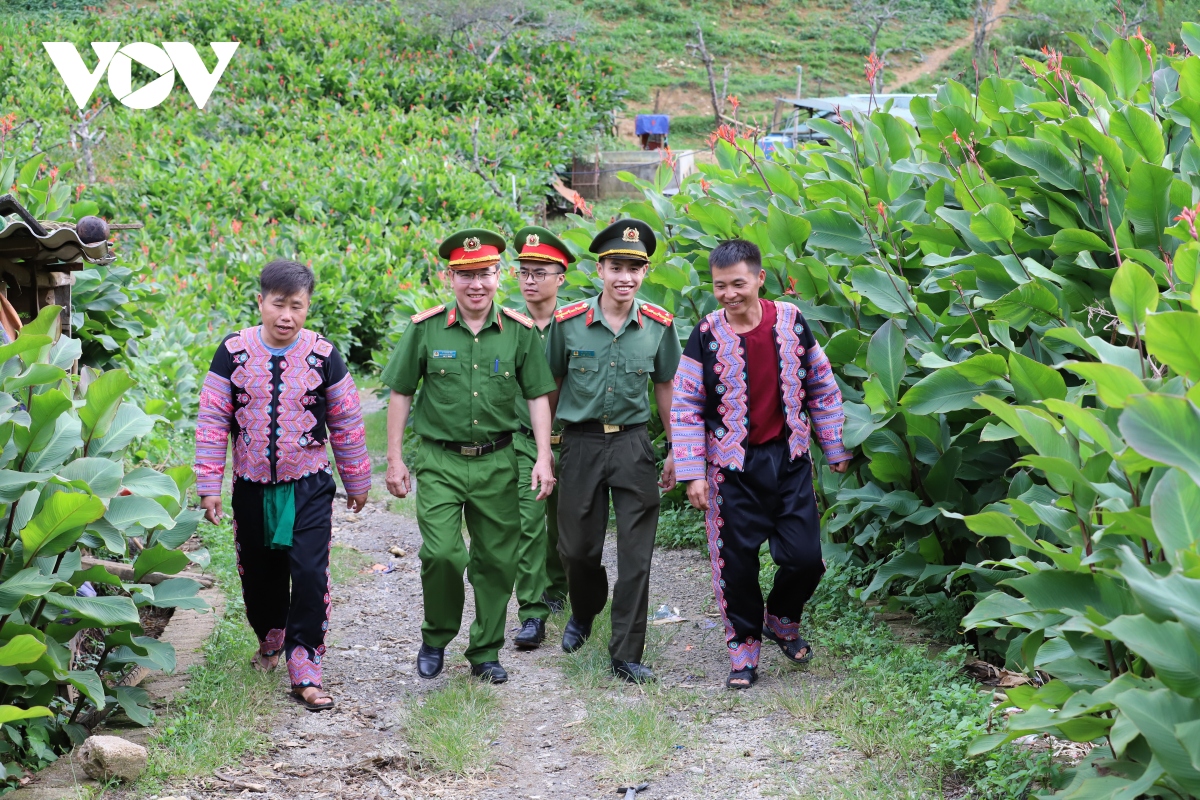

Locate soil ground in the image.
[134,500,867,800]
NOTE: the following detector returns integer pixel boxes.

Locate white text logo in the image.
[42,42,240,110]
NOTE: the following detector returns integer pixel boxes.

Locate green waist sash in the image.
[262,482,296,550]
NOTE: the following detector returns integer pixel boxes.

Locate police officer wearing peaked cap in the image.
[381,228,558,685]
[545,218,683,683]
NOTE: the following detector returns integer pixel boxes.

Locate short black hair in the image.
[709,239,762,271]
[260,259,315,298]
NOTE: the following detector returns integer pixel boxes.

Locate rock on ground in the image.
[77,735,147,782]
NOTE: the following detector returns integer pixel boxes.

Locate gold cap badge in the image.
[622,227,640,242]
[463,236,481,252]
[525,233,540,247]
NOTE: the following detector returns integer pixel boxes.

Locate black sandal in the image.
[290,686,336,712]
[726,666,758,690]
[764,631,814,665]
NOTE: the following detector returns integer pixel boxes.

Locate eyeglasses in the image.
[517,268,565,283]
[451,269,499,284]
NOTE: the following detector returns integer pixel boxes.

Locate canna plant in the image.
[0,307,205,787]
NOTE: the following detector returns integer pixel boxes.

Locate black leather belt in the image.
[518,426,562,445]
[564,422,647,434]
[435,433,513,457]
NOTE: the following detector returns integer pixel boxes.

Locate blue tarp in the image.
[635,114,669,135]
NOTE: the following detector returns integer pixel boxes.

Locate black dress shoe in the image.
[471,661,508,684]
[611,660,656,683]
[542,592,566,614]
[561,615,593,653]
[513,618,546,649]
[416,643,444,679]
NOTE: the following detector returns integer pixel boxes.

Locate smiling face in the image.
[449,266,500,313]
[517,260,565,304]
[596,257,647,304]
[711,260,765,315]
[257,290,310,347]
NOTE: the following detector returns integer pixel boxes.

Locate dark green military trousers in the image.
[556,426,660,663]
[513,431,567,622]
[414,442,520,665]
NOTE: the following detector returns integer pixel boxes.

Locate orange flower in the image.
[231,220,243,235]
[726,94,741,112]
[876,201,887,220]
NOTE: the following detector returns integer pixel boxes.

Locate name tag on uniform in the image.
[571,349,595,357]
[431,350,457,358]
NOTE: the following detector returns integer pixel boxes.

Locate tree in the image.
[408,0,583,65]
[686,23,731,127]
[848,0,940,93]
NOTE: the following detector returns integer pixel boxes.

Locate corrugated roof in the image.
[0,195,114,266]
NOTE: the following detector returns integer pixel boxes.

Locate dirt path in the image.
[144,498,867,799]
[885,1,1011,92]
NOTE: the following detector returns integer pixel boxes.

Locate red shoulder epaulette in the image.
[640,302,674,326]
[501,306,534,328]
[410,304,446,324]
[554,300,590,323]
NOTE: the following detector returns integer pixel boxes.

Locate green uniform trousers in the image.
[414,442,520,665]
[513,432,567,622]
[556,427,660,663]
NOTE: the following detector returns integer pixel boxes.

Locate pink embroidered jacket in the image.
[194,327,372,497]
[670,301,848,482]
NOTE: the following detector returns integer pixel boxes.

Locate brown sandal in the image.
[251,651,281,672]
[290,686,336,712]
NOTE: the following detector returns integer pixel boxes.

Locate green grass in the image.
[584,694,687,785]
[330,543,373,584]
[401,676,503,777]
[131,513,281,794]
[363,407,388,474]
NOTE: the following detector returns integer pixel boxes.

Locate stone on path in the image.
[77,735,147,782]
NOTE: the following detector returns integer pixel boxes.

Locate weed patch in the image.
[401,676,502,777]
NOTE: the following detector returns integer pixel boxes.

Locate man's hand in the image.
[347,493,368,513]
[658,451,676,491]
[386,461,412,498]
[685,479,708,511]
[531,456,556,502]
[829,460,850,474]
[200,495,223,525]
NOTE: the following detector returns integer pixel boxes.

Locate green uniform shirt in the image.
[514,303,557,431]
[382,301,557,444]
[546,295,682,426]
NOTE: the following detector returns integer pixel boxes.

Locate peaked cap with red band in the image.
[513,225,575,269]
[437,228,507,269]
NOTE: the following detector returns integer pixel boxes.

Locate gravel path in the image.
[152,499,856,799]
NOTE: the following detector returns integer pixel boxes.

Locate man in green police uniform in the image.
[509,226,573,650]
[382,228,558,684]
[546,218,682,683]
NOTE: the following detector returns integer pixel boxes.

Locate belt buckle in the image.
[459,445,481,457]
[603,424,621,434]
[550,434,562,445]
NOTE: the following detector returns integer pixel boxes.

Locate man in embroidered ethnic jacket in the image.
[670,240,852,690]
[195,260,371,711]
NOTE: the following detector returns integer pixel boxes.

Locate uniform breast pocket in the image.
[426,359,462,404]
[620,357,655,396]
[487,360,517,404]
[568,355,600,393]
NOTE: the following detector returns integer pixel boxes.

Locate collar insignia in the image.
[463,236,481,252]
[525,233,540,247]
[622,227,640,242]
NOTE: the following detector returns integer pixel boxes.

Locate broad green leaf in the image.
[1107,38,1143,99]
[14,389,72,459]
[950,354,1008,384]
[112,685,154,726]
[1119,394,1200,485]
[0,470,52,503]
[56,458,123,499]
[105,630,176,673]
[0,634,46,667]
[840,402,882,450]
[145,577,207,611]
[1065,362,1147,408]
[1009,352,1066,404]
[79,369,137,442]
[43,592,140,627]
[766,204,811,254]
[1110,261,1159,332]
[1050,228,1111,256]
[121,467,180,502]
[962,590,1036,630]
[1112,689,1200,794]
[24,413,84,472]
[89,403,154,456]
[105,494,176,532]
[1184,23,1200,57]
[1110,103,1165,165]
[0,706,53,725]
[1126,160,1174,253]
[132,544,190,581]
[850,266,914,315]
[986,282,1061,329]
[1003,137,1083,192]
[4,363,67,393]
[150,509,203,550]
[67,669,106,711]
[902,369,1010,415]
[970,203,1016,243]
[866,320,905,405]
[20,305,60,339]
[1060,116,1127,185]
[1105,616,1200,698]
[20,492,106,564]
[0,568,55,614]
[802,209,872,256]
[1144,312,1200,380]
[1151,470,1200,568]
